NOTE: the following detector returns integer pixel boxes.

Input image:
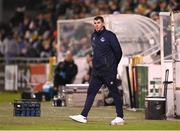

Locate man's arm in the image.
[67,63,78,83]
[72,64,78,77]
[110,33,123,64]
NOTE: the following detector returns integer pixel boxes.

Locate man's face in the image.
[93,19,104,32]
[65,51,73,61]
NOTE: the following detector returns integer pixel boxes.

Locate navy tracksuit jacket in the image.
[81,27,123,118]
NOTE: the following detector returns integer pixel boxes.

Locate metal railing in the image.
[0,57,49,64]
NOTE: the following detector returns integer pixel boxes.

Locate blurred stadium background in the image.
[0,0,180,130]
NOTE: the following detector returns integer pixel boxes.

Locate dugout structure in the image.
[57,14,160,84]
[57,14,160,59]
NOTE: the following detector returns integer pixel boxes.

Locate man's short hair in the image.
[94,16,104,23]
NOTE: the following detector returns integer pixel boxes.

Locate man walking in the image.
[69,16,124,125]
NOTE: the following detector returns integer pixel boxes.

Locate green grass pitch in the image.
[0,92,180,130]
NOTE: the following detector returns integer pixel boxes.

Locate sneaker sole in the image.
[111,122,124,125]
[69,116,87,124]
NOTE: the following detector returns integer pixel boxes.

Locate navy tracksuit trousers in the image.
[81,73,124,118]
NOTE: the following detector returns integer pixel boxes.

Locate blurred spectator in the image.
[82,53,93,84]
[39,38,53,58]
[159,0,169,12]
[51,37,58,57]
[149,11,159,23]
[10,6,26,27]
[119,0,134,13]
[26,46,39,57]
[17,36,28,57]
[108,0,119,14]
[36,13,50,35]
[4,32,19,63]
[169,0,179,11]
[53,50,78,94]
[134,0,150,16]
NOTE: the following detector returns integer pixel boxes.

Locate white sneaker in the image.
[111,117,124,125]
[69,115,87,123]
